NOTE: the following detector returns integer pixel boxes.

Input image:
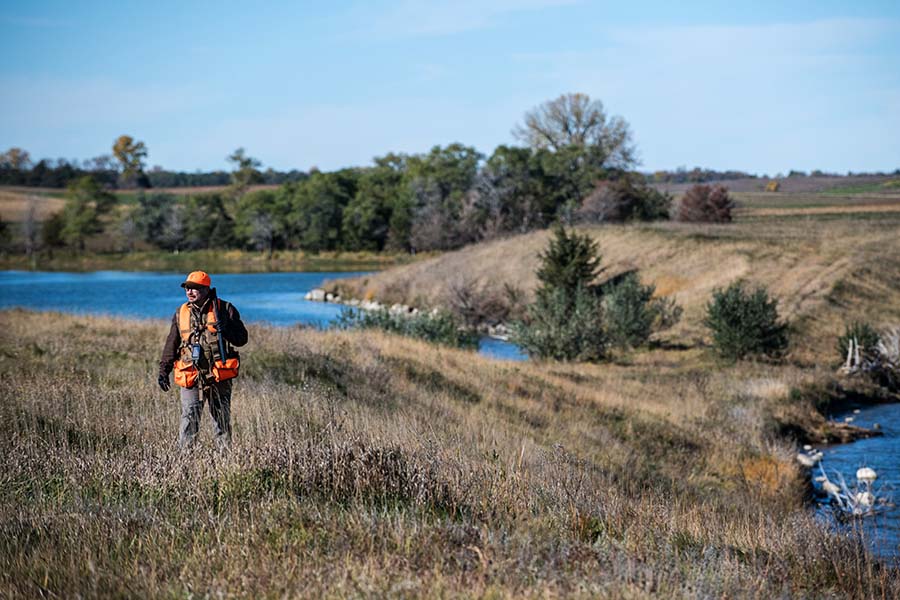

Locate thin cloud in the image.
[363,0,579,37]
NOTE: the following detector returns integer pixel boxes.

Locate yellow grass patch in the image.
[0,189,65,221]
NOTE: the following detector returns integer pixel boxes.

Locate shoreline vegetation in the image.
[1,308,897,597]
[0,248,424,273]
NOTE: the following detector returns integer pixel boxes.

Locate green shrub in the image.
[577,177,671,223]
[337,307,478,349]
[704,281,788,360]
[836,321,880,364]
[511,284,607,361]
[603,272,682,349]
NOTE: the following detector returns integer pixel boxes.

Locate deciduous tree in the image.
[513,93,636,169]
[227,148,263,198]
[112,135,150,188]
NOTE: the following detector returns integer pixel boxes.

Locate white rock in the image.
[856,467,877,483]
[326,293,335,302]
[304,291,312,300]
[309,288,326,302]
[796,453,819,468]
[844,416,854,423]
[348,299,360,307]
[803,444,813,451]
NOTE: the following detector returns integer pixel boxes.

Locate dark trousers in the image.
[179,379,232,449]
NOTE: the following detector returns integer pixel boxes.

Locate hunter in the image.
[158,271,248,449]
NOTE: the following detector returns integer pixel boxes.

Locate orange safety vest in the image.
[173,299,240,388]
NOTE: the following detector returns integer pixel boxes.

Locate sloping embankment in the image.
[326,217,900,362]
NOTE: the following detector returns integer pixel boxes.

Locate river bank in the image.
[810,401,900,562]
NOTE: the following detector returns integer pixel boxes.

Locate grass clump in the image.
[704,280,789,360]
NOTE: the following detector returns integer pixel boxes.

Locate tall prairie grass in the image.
[1,309,896,597]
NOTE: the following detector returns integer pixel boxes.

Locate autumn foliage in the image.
[675,184,734,223]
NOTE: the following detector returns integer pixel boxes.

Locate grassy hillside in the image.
[0,309,896,597]
[329,190,900,365]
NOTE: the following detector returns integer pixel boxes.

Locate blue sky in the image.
[1,1,898,175]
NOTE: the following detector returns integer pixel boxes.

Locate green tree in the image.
[60,176,117,251]
[577,176,671,223]
[41,212,66,256]
[536,224,602,299]
[182,193,235,250]
[133,192,178,247]
[511,225,608,360]
[112,135,150,188]
[284,170,357,252]
[704,281,788,360]
[342,156,406,251]
[406,143,482,251]
[227,148,263,198]
[234,189,285,255]
[473,145,553,235]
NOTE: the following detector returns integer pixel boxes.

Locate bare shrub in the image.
[675,184,734,223]
[445,276,525,327]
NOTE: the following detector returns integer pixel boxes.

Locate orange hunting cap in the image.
[181,270,211,289]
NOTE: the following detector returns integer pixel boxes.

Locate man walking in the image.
[158,271,248,449]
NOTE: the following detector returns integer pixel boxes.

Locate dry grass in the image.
[330,200,900,364]
[1,309,896,598]
[0,189,65,221]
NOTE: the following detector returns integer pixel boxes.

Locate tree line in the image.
[3,93,743,256]
[0,140,306,189]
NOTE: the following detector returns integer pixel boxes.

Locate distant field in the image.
[0,188,65,221]
[0,184,278,221]
[654,174,898,195]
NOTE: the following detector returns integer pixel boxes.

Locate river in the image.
[0,271,526,361]
[814,402,900,563]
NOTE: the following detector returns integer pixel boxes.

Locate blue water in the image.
[0,270,525,360]
[815,403,900,563]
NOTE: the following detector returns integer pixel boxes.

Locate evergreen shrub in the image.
[704,281,788,360]
[511,285,607,361]
[603,272,682,349]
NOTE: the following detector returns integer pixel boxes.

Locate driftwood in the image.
[840,326,900,390]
